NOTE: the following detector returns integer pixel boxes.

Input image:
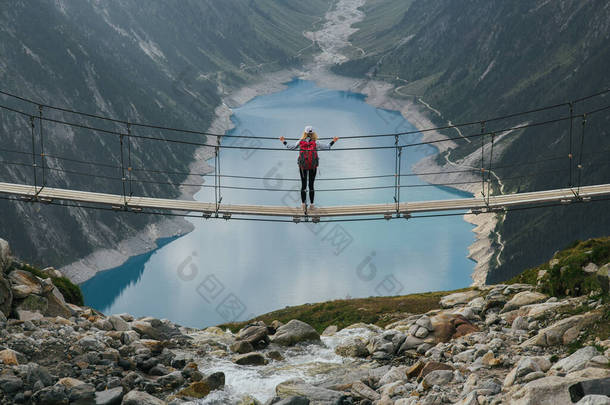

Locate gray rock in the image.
[502,291,548,312]
[350,381,380,401]
[273,397,310,405]
[552,346,601,373]
[121,390,166,405]
[322,325,338,336]
[233,352,268,366]
[576,395,610,405]
[0,272,12,316]
[582,263,599,273]
[512,316,529,331]
[68,383,95,405]
[237,322,270,349]
[44,287,73,318]
[230,340,255,354]
[0,238,10,272]
[202,372,225,391]
[276,379,343,403]
[569,376,610,402]
[122,330,140,345]
[270,320,320,346]
[95,386,124,405]
[109,315,131,331]
[416,315,434,332]
[440,291,480,308]
[415,326,429,338]
[0,374,23,393]
[15,294,48,316]
[397,335,424,353]
[423,370,453,387]
[130,319,182,341]
[335,339,368,358]
[31,384,69,404]
[78,335,107,351]
[157,371,184,389]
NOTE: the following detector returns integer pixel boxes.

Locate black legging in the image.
[299,168,317,203]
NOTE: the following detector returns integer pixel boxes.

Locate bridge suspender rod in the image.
[397,146,403,215]
[480,122,486,200]
[394,135,399,212]
[119,133,127,206]
[30,116,38,192]
[214,138,220,216]
[127,124,133,197]
[568,102,574,188]
[38,105,46,188]
[486,132,495,206]
[576,114,587,197]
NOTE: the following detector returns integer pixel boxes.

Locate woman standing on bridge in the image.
[280,126,339,212]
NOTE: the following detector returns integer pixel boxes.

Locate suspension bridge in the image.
[0,88,609,223]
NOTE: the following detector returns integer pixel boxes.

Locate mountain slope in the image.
[0,0,330,267]
[333,0,610,282]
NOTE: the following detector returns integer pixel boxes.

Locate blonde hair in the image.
[301,131,318,141]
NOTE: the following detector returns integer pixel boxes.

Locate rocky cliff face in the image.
[0,237,608,404]
[333,0,610,283]
[0,0,329,268]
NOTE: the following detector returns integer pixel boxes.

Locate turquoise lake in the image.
[81,79,475,328]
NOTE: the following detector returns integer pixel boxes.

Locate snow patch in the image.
[480,59,496,82]
[22,45,43,66]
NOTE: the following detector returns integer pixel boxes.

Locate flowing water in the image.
[82,79,475,328]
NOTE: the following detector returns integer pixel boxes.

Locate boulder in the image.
[31,384,69,404]
[44,287,72,318]
[350,381,380,401]
[0,272,13,316]
[67,383,95,404]
[322,325,338,336]
[175,382,211,399]
[509,367,610,405]
[582,263,599,273]
[422,370,453,388]
[275,379,343,403]
[0,374,23,393]
[0,239,10,272]
[233,352,267,366]
[418,362,454,380]
[270,320,320,346]
[236,322,270,349]
[575,396,610,405]
[502,291,548,312]
[230,340,255,354]
[432,313,479,342]
[273,397,310,405]
[94,386,124,405]
[397,335,425,353]
[440,290,480,308]
[15,294,48,320]
[8,270,43,295]
[202,372,225,391]
[0,348,22,365]
[522,312,602,347]
[130,318,182,341]
[121,390,166,405]
[552,346,602,374]
[109,315,131,331]
[335,339,369,358]
[156,371,184,390]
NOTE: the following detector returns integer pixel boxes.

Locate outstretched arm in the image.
[316,136,340,150]
[280,136,299,150]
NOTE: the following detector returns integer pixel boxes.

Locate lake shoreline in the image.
[63,0,495,287]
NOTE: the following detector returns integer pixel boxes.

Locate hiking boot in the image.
[309,204,316,211]
[301,203,307,212]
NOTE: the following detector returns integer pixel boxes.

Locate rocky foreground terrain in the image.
[0,237,609,404]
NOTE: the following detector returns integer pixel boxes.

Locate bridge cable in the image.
[486,132,496,206]
[567,103,574,188]
[38,106,46,189]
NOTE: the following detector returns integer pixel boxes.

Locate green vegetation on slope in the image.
[510,237,610,299]
[11,263,84,306]
[219,288,472,334]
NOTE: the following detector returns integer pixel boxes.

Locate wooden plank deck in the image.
[1,181,608,219]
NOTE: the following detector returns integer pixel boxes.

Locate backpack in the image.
[297,139,319,170]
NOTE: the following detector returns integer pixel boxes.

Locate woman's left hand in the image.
[333,136,339,142]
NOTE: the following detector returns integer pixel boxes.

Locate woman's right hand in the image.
[279,136,285,142]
